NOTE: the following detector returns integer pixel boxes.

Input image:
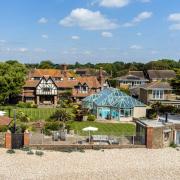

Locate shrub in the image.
[21,146,31,151]
[87,114,96,121]
[6,149,15,154]
[50,108,75,122]
[35,150,44,156]
[27,150,34,155]
[16,110,30,122]
[0,125,8,132]
[170,142,177,148]
[17,101,37,108]
[43,122,63,135]
[44,122,63,131]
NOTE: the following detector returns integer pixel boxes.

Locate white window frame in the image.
[152,89,164,100]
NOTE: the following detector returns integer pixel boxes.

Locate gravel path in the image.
[0,148,180,180]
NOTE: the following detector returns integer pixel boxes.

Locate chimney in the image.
[99,67,103,78]
[61,64,67,77]
[98,67,104,87]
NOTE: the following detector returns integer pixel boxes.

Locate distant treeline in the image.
[25,59,180,77]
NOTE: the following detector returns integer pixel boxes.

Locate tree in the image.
[50,108,75,127]
[0,61,27,104]
[38,60,55,69]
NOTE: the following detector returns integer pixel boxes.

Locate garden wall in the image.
[29,144,146,151]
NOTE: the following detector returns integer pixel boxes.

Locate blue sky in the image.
[0,0,180,64]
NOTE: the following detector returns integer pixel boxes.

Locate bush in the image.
[0,125,8,132]
[17,101,37,108]
[6,149,15,154]
[21,146,31,151]
[16,110,30,122]
[35,150,44,156]
[170,142,177,148]
[27,150,34,155]
[43,122,63,135]
[87,114,96,121]
[147,109,157,119]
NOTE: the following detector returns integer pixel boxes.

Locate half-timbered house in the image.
[22,65,107,106]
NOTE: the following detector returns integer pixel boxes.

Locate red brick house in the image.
[22,65,106,105]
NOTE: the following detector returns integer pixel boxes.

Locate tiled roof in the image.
[77,76,101,88]
[55,78,78,88]
[0,116,12,126]
[75,68,109,77]
[23,92,35,97]
[24,76,101,89]
[29,69,73,78]
[116,71,148,81]
[129,71,145,78]
[141,81,172,90]
[23,80,39,87]
[147,70,176,80]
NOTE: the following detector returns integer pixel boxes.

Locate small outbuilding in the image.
[136,114,180,148]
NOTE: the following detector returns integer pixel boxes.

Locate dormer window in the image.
[68,77,75,80]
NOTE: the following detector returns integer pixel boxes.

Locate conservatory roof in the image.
[82,87,146,109]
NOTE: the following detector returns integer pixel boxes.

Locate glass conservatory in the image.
[82,88,145,121]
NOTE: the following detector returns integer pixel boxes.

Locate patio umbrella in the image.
[82,126,98,143]
[0,111,6,116]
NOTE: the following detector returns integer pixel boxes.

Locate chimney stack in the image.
[98,67,104,87]
[61,64,67,77]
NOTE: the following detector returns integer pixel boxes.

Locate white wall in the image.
[133,107,147,118]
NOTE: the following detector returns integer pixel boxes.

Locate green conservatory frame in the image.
[82,88,145,121]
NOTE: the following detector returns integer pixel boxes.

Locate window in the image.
[120,109,132,117]
[43,87,51,92]
[34,77,41,80]
[68,77,75,80]
[152,90,164,100]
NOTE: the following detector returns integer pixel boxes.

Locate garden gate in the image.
[11,133,24,149]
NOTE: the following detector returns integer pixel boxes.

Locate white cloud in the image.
[0,40,7,43]
[138,0,151,3]
[151,50,159,54]
[34,48,47,53]
[123,11,152,27]
[168,13,180,31]
[169,24,180,31]
[59,8,118,30]
[130,45,142,50]
[168,13,180,22]
[38,17,48,24]
[84,50,92,55]
[17,48,28,52]
[99,0,130,8]
[136,32,142,36]
[101,31,113,37]
[41,34,48,39]
[71,35,80,40]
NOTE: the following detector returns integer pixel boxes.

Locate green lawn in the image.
[0,106,75,121]
[1,108,56,121]
[67,121,136,136]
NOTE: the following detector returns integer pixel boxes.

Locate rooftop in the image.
[147,70,176,80]
[140,81,172,90]
[82,87,145,109]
